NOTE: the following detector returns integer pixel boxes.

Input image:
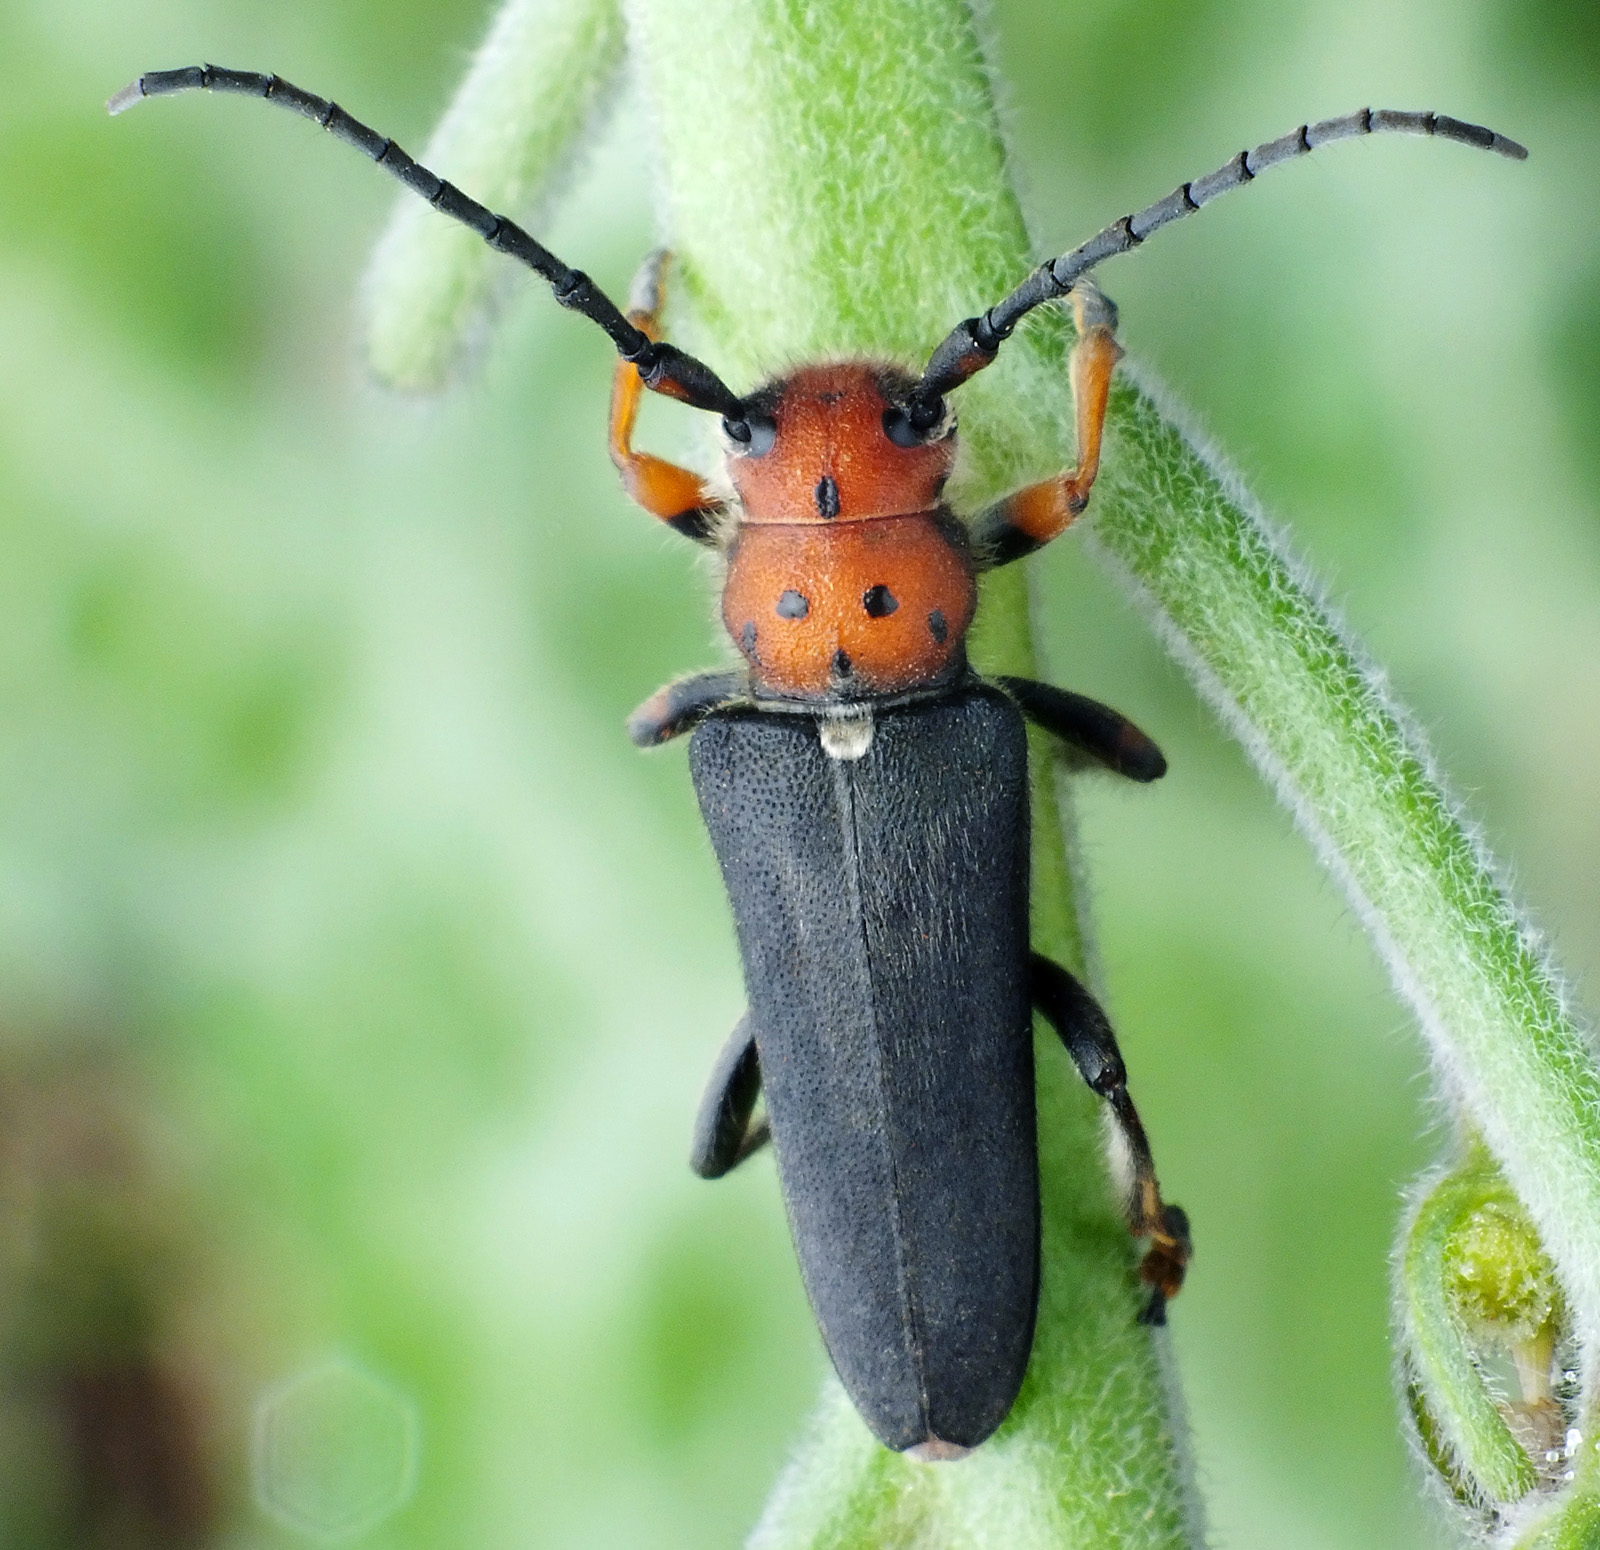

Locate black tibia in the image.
[1029,954,1191,1324]
[913,106,1526,408]
[996,676,1166,782]
[627,672,748,748]
[108,66,744,418]
[1030,955,1125,1097]
[690,1015,770,1179]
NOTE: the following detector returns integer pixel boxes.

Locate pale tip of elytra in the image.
[106,79,146,116]
[905,1436,974,1463]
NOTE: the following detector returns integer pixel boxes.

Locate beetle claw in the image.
[1137,1288,1169,1327]
[1135,1202,1193,1317]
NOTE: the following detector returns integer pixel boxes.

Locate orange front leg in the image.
[973,280,1124,566]
[609,251,723,545]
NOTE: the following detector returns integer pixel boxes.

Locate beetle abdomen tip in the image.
[905,1436,974,1463]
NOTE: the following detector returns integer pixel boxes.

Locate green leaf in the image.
[1399,1151,1544,1508]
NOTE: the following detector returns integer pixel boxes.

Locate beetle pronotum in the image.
[111,65,1525,1460]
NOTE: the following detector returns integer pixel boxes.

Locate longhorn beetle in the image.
[111,66,1526,1460]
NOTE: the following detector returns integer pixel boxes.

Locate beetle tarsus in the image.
[1136,1203,1193,1322]
[1137,1287,1170,1327]
[1031,955,1191,1316]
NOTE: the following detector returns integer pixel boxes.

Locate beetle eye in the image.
[883,400,953,447]
[882,407,923,448]
[723,411,777,457]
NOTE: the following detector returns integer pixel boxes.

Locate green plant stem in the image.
[1086,377,1600,1357]
[621,1,1196,1545]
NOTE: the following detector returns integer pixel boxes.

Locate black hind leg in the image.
[1030,954,1190,1322]
[690,1013,771,1178]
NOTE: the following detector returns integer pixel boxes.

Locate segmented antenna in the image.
[108,65,746,419]
[914,108,1528,412]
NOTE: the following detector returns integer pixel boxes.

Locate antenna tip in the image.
[106,78,147,116]
[1498,135,1530,162]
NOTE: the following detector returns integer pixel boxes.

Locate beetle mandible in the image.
[110,66,1526,1460]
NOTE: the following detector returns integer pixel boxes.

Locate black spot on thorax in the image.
[814,476,840,519]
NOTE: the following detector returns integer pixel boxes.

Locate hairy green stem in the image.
[1087,377,1600,1344]
[1089,378,1600,1540]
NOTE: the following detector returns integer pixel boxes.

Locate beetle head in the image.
[723,364,956,525]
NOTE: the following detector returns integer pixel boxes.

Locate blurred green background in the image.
[0,0,1596,1545]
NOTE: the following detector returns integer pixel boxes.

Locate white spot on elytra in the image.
[820,709,874,761]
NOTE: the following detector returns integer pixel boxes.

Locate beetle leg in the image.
[627,670,749,747]
[972,281,1123,567]
[1030,953,1191,1323]
[995,675,1166,783]
[610,250,724,545]
[690,1013,771,1179]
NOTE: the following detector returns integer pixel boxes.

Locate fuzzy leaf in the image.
[1400,1153,1543,1507]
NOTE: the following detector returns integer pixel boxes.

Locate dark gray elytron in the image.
[682,683,1185,1456]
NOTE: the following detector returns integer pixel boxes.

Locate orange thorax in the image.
[722,512,975,701]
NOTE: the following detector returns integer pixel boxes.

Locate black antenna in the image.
[913,108,1527,417]
[109,66,747,420]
